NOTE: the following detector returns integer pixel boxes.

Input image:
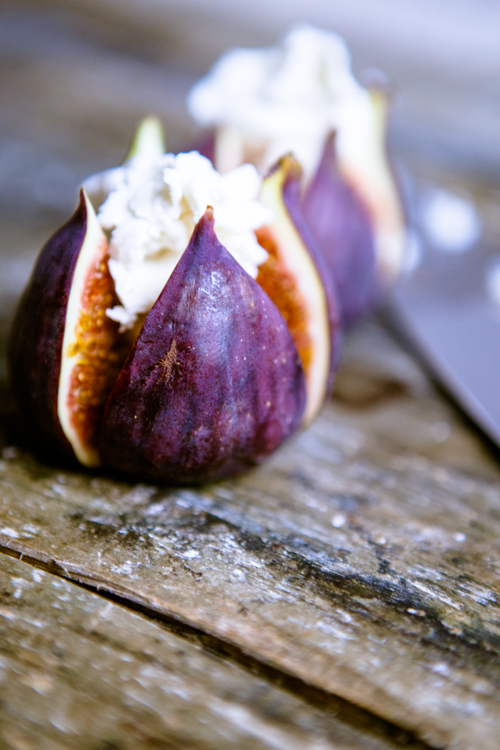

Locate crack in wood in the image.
[72,498,500,665]
[0,537,434,749]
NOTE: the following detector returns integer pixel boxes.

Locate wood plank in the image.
[1,5,500,747]
[1,321,500,749]
[0,553,403,750]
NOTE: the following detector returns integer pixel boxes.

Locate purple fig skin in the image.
[8,192,88,461]
[99,208,306,484]
[278,158,342,387]
[301,136,376,327]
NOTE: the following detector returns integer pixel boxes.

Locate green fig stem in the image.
[126,116,165,161]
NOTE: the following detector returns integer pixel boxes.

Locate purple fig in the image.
[302,135,376,326]
[99,208,305,483]
[8,189,130,467]
[190,76,405,324]
[255,156,341,425]
[9,136,336,482]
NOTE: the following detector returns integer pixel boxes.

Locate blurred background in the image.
[0,0,499,339]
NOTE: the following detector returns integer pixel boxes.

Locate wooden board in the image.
[1,3,500,748]
[1,322,500,749]
[0,553,405,750]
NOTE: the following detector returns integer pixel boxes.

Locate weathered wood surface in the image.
[1,321,500,749]
[1,553,404,750]
[2,3,500,749]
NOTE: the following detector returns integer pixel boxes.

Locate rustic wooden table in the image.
[1,3,500,748]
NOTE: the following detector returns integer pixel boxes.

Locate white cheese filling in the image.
[84,151,273,329]
[188,24,408,285]
[187,23,374,181]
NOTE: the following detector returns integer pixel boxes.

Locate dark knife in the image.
[388,210,500,446]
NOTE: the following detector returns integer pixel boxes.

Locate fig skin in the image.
[301,136,376,327]
[8,194,89,461]
[99,208,306,484]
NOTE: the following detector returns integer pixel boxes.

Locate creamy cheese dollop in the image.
[189,24,408,286]
[187,24,374,181]
[84,151,272,329]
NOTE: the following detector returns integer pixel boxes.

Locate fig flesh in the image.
[301,135,376,326]
[9,189,129,467]
[99,209,305,483]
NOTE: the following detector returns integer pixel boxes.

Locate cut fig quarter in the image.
[8,188,129,468]
[99,208,306,484]
[302,134,377,327]
[256,155,340,426]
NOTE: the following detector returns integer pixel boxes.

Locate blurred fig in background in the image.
[301,135,375,325]
[188,24,407,323]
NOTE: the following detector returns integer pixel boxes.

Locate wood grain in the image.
[0,554,403,750]
[1,3,500,747]
[1,322,500,749]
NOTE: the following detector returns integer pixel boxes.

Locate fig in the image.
[256,155,340,424]
[99,208,305,483]
[9,132,336,482]
[301,135,376,326]
[188,25,407,322]
[126,115,165,160]
[196,123,384,325]
[8,189,130,467]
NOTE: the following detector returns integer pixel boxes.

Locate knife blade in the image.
[388,206,500,447]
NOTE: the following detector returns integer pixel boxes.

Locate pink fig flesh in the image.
[99,208,306,484]
[301,136,376,326]
[337,88,407,290]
